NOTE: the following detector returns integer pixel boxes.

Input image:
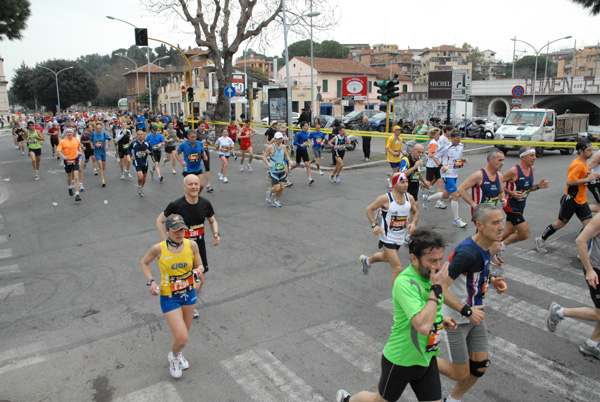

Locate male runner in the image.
[26,121,44,180]
[163,121,178,174]
[536,139,599,254]
[437,203,508,402]
[81,123,97,182]
[215,128,235,183]
[56,128,83,202]
[48,122,60,158]
[13,123,26,154]
[426,126,453,209]
[156,175,220,318]
[547,212,600,359]
[360,172,419,281]
[238,120,256,172]
[399,143,427,201]
[130,129,151,197]
[290,121,314,184]
[91,122,112,187]
[337,228,457,402]
[385,126,404,189]
[263,132,292,208]
[115,122,133,180]
[176,130,208,193]
[147,126,165,182]
[329,127,351,183]
[141,214,204,378]
[309,123,326,175]
[197,125,213,192]
[501,146,548,252]
[422,130,469,228]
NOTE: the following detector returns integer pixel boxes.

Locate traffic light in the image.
[385,76,400,101]
[134,28,148,46]
[251,88,258,100]
[375,79,390,102]
[244,88,250,100]
[186,86,194,102]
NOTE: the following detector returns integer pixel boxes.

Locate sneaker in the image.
[207,185,214,193]
[168,352,182,378]
[150,169,154,179]
[102,180,106,187]
[218,172,223,181]
[138,188,142,197]
[68,187,73,196]
[121,173,125,180]
[223,177,228,183]
[234,154,238,161]
[57,156,60,160]
[35,174,40,181]
[336,176,342,183]
[84,162,87,170]
[364,157,369,161]
[266,190,272,205]
[273,199,282,208]
[319,170,323,176]
[75,194,81,202]
[579,342,600,359]
[330,175,335,183]
[247,164,253,173]
[193,309,199,318]
[80,184,85,192]
[453,218,468,228]
[15,145,18,149]
[284,181,293,187]
[435,200,447,209]
[491,252,504,266]
[240,165,244,172]
[309,178,314,185]
[535,237,548,254]
[127,171,132,178]
[172,169,177,175]
[159,175,164,182]
[546,302,563,332]
[94,168,98,175]
[162,162,166,167]
[140,189,144,197]
[421,194,429,210]
[336,389,351,402]
[178,352,190,370]
[359,254,370,275]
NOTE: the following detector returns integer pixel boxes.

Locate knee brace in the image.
[469,359,490,378]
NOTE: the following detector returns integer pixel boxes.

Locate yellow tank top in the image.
[158,239,195,296]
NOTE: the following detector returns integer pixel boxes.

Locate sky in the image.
[1,0,599,86]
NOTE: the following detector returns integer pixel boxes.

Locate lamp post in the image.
[511,36,572,105]
[115,53,140,101]
[282,0,320,132]
[39,66,73,112]
[106,15,154,111]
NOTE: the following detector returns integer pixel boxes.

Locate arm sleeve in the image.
[448,246,479,280]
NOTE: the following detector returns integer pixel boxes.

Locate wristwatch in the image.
[371,222,377,228]
[146,279,155,286]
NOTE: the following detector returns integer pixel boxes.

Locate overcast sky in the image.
[1,0,599,85]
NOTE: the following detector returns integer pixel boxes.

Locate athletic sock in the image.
[586,338,599,348]
[451,200,460,220]
[428,192,443,201]
[445,396,460,402]
[366,258,371,266]
[556,307,565,318]
[541,224,558,241]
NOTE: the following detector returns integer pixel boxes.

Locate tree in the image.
[316,40,349,59]
[571,0,600,15]
[10,62,35,109]
[287,39,312,58]
[512,55,557,79]
[0,0,31,41]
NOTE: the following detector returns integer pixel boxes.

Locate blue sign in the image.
[224,85,236,99]
[512,85,524,98]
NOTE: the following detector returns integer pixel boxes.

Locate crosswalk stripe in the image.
[0,357,46,375]
[0,235,7,244]
[0,248,12,259]
[491,337,600,402]
[221,349,325,402]
[305,320,383,374]
[0,264,19,275]
[0,283,24,299]
[502,263,589,305]
[0,342,45,362]
[112,382,183,402]
[515,249,568,270]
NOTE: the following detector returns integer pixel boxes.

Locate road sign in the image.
[512,85,525,98]
[224,85,236,99]
[511,104,522,110]
[512,98,522,105]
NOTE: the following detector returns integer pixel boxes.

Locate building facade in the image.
[417,45,472,83]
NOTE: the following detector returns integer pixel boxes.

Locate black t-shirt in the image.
[265,127,277,142]
[163,196,215,244]
[448,245,486,280]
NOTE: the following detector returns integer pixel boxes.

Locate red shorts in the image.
[240,141,252,151]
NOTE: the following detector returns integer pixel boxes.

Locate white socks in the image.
[451,200,460,220]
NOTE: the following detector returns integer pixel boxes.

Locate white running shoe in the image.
[240,165,244,172]
[421,194,429,210]
[127,171,132,178]
[266,190,272,205]
[535,237,548,254]
[223,177,228,183]
[247,164,253,173]
[435,200,447,209]
[309,178,314,185]
[168,352,182,378]
[178,352,190,370]
[453,218,468,228]
[272,199,282,208]
[121,173,124,180]
[172,169,176,174]
[336,176,342,183]
[336,389,351,402]
[80,184,85,192]
[359,255,370,275]
[218,172,223,181]
[319,170,323,176]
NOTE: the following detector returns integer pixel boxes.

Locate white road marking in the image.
[0,283,24,299]
[221,349,325,402]
[0,342,46,375]
[515,249,568,270]
[0,248,12,259]
[0,234,7,244]
[0,264,19,275]
[0,357,46,375]
[0,342,45,362]
[112,382,183,402]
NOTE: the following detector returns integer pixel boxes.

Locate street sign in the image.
[511,98,522,105]
[511,104,522,110]
[342,77,367,101]
[512,85,525,98]
[428,71,452,100]
[224,85,236,99]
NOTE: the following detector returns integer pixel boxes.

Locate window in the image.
[323,79,328,92]
[402,84,408,92]
[337,80,342,97]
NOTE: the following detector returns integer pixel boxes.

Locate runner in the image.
[425,127,447,209]
[56,128,83,202]
[81,123,97,182]
[329,127,351,183]
[385,126,404,189]
[197,125,213,192]
[399,143,427,201]
[215,128,235,184]
[501,146,548,253]
[587,144,600,212]
[290,121,314,185]
[91,122,112,187]
[140,214,204,378]
[26,121,44,180]
[337,228,456,402]
[227,119,238,161]
[156,174,220,318]
[547,212,600,359]
[309,123,326,175]
[175,130,208,193]
[48,122,61,159]
[115,122,133,180]
[422,129,469,228]
[263,132,292,208]
[437,203,508,402]
[147,126,165,182]
[129,129,151,197]
[536,139,599,254]
[238,120,256,172]
[13,123,26,155]
[163,121,178,175]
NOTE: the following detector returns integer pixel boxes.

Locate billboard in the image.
[268,88,288,123]
[427,71,452,100]
[209,72,246,104]
[342,77,368,101]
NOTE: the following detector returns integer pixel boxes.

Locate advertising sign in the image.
[268,88,288,123]
[342,77,368,101]
[428,71,452,100]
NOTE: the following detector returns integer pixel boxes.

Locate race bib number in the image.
[95,141,103,148]
[316,138,322,144]
[338,145,346,151]
[153,144,160,150]
[135,151,147,158]
[410,171,421,180]
[169,271,193,295]
[390,216,407,231]
[426,320,444,352]
[185,224,205,239]
[65,159,75,165]
[453,159,464,169]
[520,189,531,200]
[188,153,199,162]
[123,144,130,149]
[274,163,285,171]
[220,146,229,152]
[483,196,499,206]
[29,138,37,144]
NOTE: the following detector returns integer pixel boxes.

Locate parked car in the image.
[368,112,390,132]
[313,114,334,127]
[341,109,380,129]
[261,112,299,126]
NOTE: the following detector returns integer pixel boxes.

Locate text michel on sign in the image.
[428,71,452,100]
[342,77,368,101]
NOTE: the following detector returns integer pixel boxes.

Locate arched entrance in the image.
[536,96,600,125]
[488,98,510,119]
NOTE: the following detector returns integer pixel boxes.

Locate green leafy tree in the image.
[571,0,600,14]
[316,40,349,59]
[512,55,557,79]
[10,62,35,109]
[0,0,31,41]
[287,39,312,58]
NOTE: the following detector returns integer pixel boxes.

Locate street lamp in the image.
[282,0,320,132]
[115,53,140,101]
[39,66,73,112]
[106,15,154,111]
[511,35,572,105]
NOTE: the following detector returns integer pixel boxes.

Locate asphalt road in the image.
[0,128,598,402]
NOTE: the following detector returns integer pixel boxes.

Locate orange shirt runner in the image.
[57,137,82,162]
[566,157,589,205]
